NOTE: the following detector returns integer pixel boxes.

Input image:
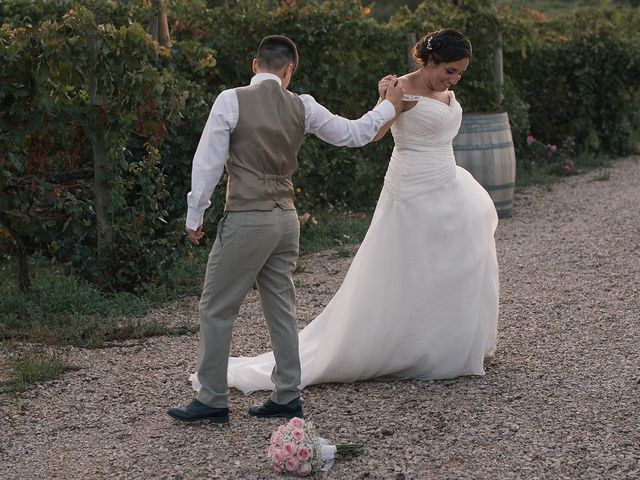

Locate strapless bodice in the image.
[390,91,462,150]
[384,91,463,201]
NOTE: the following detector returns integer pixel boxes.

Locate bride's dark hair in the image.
[413,28,472,67]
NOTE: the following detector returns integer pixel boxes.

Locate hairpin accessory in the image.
[426,36,433,51]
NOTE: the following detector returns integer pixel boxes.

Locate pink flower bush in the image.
[523,135,576,176]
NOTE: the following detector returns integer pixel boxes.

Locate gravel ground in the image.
[1,157,639,480]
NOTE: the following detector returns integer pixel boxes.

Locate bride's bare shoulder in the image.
[397,73,415,89]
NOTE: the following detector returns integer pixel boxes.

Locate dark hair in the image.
[413,28,472,67]
[256,35,299,71]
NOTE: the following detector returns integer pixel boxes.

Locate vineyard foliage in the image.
[1,0,638,290]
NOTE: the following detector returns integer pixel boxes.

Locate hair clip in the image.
[426,37,433,51]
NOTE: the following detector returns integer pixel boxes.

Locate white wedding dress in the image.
[193,91,499,394]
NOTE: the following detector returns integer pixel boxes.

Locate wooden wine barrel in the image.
[453,112,516,218]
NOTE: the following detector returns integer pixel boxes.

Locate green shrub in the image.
[1,7,185,292]
[0,0,147,28]
[1,0,638,296]
[510,5,640,156]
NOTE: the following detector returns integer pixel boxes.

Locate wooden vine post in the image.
[493,31,504,107]
[89,36,112,267]
[406,32,417,72]
[0,218,30,292]
[150,0,172,47]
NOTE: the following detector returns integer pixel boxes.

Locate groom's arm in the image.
[300,95,396,147]
[185,89,238,242]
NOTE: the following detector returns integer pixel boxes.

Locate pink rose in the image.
[282,442,297,457]
[526,135,535,144]
[550,144,558,152]
[547,152,552,158]
[291,428,305,442]
[289,417,305,429]
[278,425,288,434]
[271,448,285,464]
[297,461,313,477]
[297,446,312,461]
[273,463,283,473]
[270,431,284,446]
[285,456,300,472]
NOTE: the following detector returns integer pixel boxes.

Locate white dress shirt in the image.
[186,73,396,230]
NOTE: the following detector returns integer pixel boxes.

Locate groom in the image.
[167,35,403,423]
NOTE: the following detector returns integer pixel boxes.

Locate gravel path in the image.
[1,157,639,479]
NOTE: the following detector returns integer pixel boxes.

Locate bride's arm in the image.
[371,109,397,142]
[372,76,412,142]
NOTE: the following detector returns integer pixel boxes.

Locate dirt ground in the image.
[1,157,639,479]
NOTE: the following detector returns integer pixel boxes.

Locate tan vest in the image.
[225,80,305,211]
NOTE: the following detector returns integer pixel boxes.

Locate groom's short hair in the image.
[256,35,298,72]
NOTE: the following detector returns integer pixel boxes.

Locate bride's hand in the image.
[378,75,395,99]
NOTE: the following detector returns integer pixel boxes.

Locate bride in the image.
[194,28,499,394]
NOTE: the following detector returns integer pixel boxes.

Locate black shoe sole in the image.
[248,409,303,419]
[167,412,229,424]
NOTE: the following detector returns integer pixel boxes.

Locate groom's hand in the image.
[378,74,395,99]
[186,226,205,245]
[385,78,405,115]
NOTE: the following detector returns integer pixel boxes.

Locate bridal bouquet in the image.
[268,417,363,477]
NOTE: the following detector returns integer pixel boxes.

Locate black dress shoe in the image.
[248,398,303,419]
[167,399,229,423]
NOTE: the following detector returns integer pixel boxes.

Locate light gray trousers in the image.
[196,207,301,408]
